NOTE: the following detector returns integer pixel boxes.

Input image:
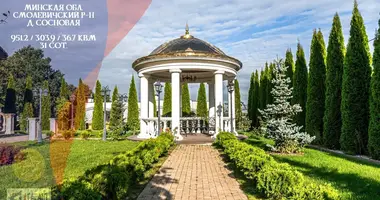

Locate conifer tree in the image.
[259,67,267,109]
[127,76,139,131]
[234,79,242,128]
[74,79,86,130]
[182,83,191,116]
[162,82,172,117]
[259,59,315,153]
[266,63,275,105]
[341,1,371,154]
[92,80,103,130]
[59,77,68,100]
[293,42,308,129]
[109,86,123,130]
[324,13,345,149]
[252,71,260,127]
[41,80,51,130]
[196,83,208,119]
[285,49,295,87]
[368,19,380,159]
[248,73,255,121]
[20,76,34,131]
[4,74,16,113]
[306,30,327,144]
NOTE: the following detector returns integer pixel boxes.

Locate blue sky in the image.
[99,0,380,103]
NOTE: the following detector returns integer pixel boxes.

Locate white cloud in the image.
[99,0,380,103]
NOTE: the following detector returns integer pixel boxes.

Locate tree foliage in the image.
[20,76,34,131]
[324,13,345,149]
[306,30,327,144]
[92,80,104,130]
[341,1,371,154]
[3,74,16,113]
[162,82,172,117]
[41,80,51,130]
[266,63,275,105]
[248,72,255,121]
[259,60,315,153]
[368,19,380,159]
[181,83,191,116]
[251,71,260,127]
[234,79,242,128]
[259,66,267,110]
[74,79,86,130]
[127,76,139,131]
[109,86,124,130]
[196,83,208,119]
[285,49,295,87]
[292,42,308,129]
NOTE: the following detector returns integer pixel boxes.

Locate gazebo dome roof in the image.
[150,36,225,56]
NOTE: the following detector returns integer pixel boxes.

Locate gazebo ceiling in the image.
[132,24,242,72]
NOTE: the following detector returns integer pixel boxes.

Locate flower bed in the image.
[52,132,174,199]
[215,132,339,200]
[0,144,24,166]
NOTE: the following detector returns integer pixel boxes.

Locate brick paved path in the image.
[138,145,248,200]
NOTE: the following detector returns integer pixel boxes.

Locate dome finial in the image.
[185,22,189,35]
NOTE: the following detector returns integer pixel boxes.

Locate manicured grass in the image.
[0,139,138,199]
[245,135,380,200]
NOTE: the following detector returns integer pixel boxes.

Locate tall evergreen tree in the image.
[341,1,371,154]
[285,49,295,87]
[92,80,103,130]
[182,83,191,116]
[368,19,380,159]
[196,83,208,118]
[293,42,308,129]
[74,79,86,130]
[4,74,16,113]
[127,76,139,131]
[59,77,68,100]
[248,72,255,121]
[266,63,275,105]
[234,79,242,128]
[109,86,123,129]
[41,80,51,130]
[324,13,345,149]
[162,82,172,117]
[252,71,260,127]
[306,30,327,144]
[20,76,34,131]
[259,67,267,110]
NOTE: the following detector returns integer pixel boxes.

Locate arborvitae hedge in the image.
[234,80,242,128]
[248,73,254,121]
[20,76,34,131]
[306,30,326,144]
[75,79,86,130]
[196,83,208,118]
[109,86,123,129]
[368,19,380,159]
[181,83,191,116]
[293,42,308,129]
[162,82,172,117]
[285,49,295,87]
[252,71,260,127]
[4,74,16,113]
[41,80,51,130]
[341,1,371,154]
[127,76,139,131]
[92,80,104,130]
[324,13,345,149]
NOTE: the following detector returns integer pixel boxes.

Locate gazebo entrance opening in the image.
[133,25,242,141]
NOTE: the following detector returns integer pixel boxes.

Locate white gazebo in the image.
[132,25,242,141]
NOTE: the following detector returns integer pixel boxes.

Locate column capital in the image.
[138,73,150,78]
[214,70,225,75]
[169,69,182,73]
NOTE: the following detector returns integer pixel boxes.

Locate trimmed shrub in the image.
[60,130,75,140]
[53,132,174,199]
[215,132,338,200]
[0,145,24,166]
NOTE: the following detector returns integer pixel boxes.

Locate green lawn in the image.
[0,139,138,199]
[245,135,380,200]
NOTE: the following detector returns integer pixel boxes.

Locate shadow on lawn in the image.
[274,157,380,200]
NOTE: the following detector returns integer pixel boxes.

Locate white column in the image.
[49,118,56,134]
[148,79,155,118]
[28,118,37,141]
[138,73,150,138]
[231,79,237,135]
[171,69,183,141]
[213,71,224,137]
[5,114,14,135]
